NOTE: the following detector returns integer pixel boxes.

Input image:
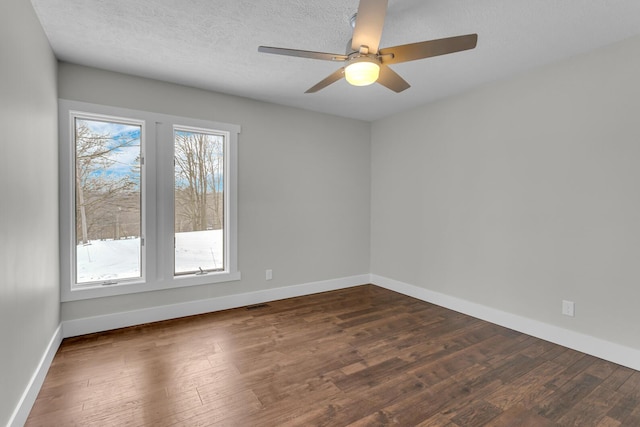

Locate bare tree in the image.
[174,131,223,232]
[206,137,224,230]
[75,121,139,244]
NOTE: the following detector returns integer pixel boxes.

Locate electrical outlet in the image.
[266,269,273,280]
[562,300,575,317]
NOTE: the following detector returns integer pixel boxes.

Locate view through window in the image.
[74,117,142,284]
[174,127,225,275]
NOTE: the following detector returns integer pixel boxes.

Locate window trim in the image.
[70,112,147,288]
[59,99,240,302]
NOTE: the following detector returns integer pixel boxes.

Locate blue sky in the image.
[78,118,141,179]
[78,120,224,191]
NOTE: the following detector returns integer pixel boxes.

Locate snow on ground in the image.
[77,230,223,283]
[175,229,224,273]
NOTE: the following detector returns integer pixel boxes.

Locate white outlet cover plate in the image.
[562,300,575,317]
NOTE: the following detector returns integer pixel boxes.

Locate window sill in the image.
[61,271,242,302]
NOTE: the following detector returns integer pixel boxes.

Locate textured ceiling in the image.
[30,0,640,121]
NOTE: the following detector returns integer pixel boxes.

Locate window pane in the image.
[74,118,142,284]
[174,128,225,275]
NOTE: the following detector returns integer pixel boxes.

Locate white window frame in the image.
[59,99,240,302]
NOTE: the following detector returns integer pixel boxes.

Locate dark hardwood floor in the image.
[27,285,640,426]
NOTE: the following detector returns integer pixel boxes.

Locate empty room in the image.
[2,0,640,425]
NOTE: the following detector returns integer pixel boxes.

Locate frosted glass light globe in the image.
[345,59,380,86]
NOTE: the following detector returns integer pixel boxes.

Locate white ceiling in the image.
[30,0,640,121]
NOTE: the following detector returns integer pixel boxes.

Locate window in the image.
[73,115,143,286]
[59,100,240,301]
[174,127,225,275]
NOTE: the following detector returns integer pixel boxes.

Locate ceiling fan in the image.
[258,0,478,93]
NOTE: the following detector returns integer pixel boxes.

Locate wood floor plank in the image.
[601,366,637,392]
[606,394,640,424]
[620,405,640,426]
[596,416,623,427]
[535,372,604,421]
[484,405,559,427]
[485,360,565,410]
[26,285,640,426]
[557,383,624,427]
[449,399,503,426]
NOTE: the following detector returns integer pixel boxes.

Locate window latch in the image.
[101,281,118,286]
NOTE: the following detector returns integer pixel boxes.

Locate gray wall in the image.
[58,63,371,321]
[371,34,640,350]
[0,0,60,424]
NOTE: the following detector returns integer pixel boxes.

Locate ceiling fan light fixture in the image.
[258,0,478,94]
[345,56,380,87]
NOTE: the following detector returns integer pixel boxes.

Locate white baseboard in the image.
[62,274,369,338]
[371,274,640,372]
[9,324,63,427]
[61,272,640,370]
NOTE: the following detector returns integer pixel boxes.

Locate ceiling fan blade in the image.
[351,0,388,53]
[258,46,348,62]
[376,65,410,93]
[379,34,478,65]
[305,68,345,93]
